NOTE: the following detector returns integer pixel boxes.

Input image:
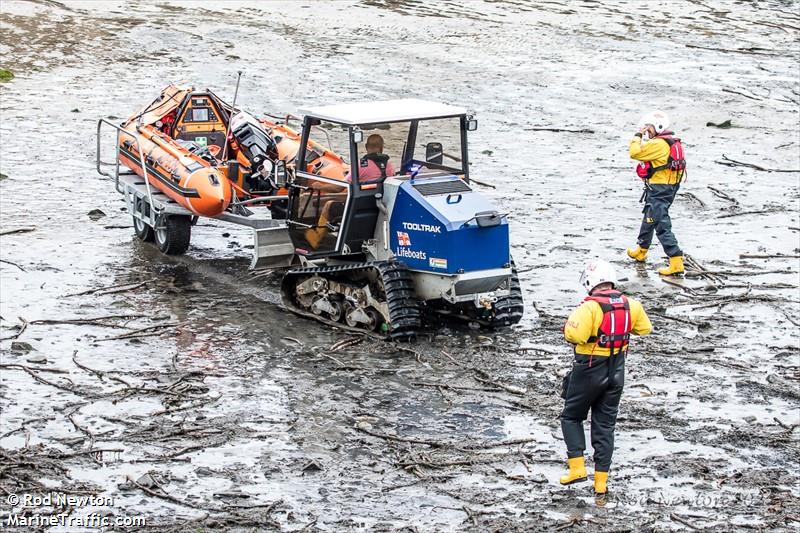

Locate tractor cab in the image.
[286,99,477,258]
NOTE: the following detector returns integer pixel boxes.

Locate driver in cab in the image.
[317,134,394,192]
[356,134,395,185]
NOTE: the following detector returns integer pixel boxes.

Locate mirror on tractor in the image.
[352,128,363,144]
[466,117,478,131]
[425,142,444,164]
[275,160,287,188]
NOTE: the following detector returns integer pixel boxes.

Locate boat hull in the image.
[118,124,232,217]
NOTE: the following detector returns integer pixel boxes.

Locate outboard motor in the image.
[230,112,279,191]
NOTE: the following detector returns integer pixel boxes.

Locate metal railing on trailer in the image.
[95,119,296,269]
[96,119,192,226]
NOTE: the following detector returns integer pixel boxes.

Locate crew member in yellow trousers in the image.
[627,110,686,276]
[559,259,652,494]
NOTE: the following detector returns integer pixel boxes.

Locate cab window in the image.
[355,122,409,189]
[288,175,348,254]
[305,121,350,181]
[413,117,463,175]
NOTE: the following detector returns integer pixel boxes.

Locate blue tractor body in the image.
[388,176,509,275]
[277,98,523,335]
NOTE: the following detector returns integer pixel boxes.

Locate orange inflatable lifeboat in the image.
[116,85,352,219]
[118,85,233,217]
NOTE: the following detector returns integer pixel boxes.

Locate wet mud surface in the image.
[1,0,799,531]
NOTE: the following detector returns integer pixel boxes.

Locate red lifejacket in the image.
[583,290,632,353]
[636,132,687,182]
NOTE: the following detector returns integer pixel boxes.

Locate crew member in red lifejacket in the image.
[627,110,686,276]
[559,259,652,494]
[357,134,395,184]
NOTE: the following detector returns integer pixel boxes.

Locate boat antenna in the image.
[221,71,242,161]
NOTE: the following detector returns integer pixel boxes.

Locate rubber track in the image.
[281,260,421,340]
[489,262,524,328]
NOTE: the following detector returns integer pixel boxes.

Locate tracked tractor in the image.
[98,93,523,338]
[273,100,523,338]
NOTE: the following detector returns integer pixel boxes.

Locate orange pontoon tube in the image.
[118,124,233,217]
[118,85,233,217]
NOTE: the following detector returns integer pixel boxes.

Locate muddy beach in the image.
[1,0,798,531]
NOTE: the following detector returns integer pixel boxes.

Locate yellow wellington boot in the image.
[559,457,587,485]
[626,246,648,262]
[594,471,608,494]
[658,255,685,276]
[304,214,330,249]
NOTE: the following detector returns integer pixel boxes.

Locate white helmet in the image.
[638,110,670,134]
[580,259,617,293]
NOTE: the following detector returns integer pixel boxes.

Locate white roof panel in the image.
[297,98,467,125]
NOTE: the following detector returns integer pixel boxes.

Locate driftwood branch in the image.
[472,369,526,396]
[670,512,700,530]
[151,395,221,416]
[679,191,706,208]
[716,154,800,173]
[720,87,763,101]
[739,253,800,259]
[65,279,154,297]
[0,227,36,236]
[661,277,699,295]
[18,314,153,330]
[412,381,502,393]
[2,364,78,394]
[0,259,26,271]
[355,424,450,448]
[687,43,780,56]
[648,312,709,328]
[781,309,800,328]
[707,185,739,206]
[525,126,595,134]
[717,208,786,219]
[0,317,28,340]
[72,351,106,380]
[96,322,180,341]
[355,423,538,451]
[0,363,69,375]
[127,476,213,510]
[684,269,794,277]
[683,255,724,287]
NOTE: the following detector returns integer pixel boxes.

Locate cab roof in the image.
[298,98,467,125]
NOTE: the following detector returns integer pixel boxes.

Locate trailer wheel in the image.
[155,215,191,255]
[132,215,154,242]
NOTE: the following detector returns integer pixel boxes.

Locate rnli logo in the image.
[396,231,411,246]
[402,222,442,233]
